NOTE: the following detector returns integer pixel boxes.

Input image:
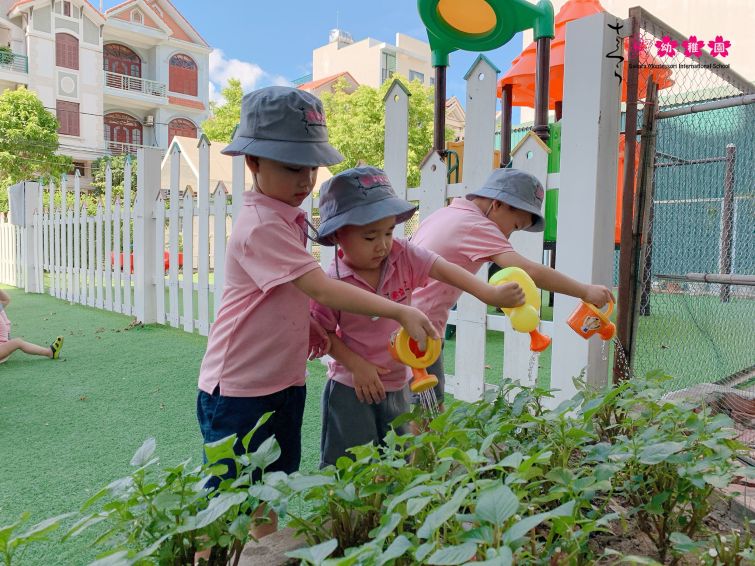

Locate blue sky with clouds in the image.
[103,0,522,118]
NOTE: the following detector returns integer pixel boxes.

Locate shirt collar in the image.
[450,197,487,215]
[334,239,404,289]
[244,190,306,224]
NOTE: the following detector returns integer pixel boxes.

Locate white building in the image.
[0,0,210,188]
[313,29,435,89]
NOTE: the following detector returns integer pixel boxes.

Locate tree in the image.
[321,76,453,188]
[201,78,243,143]
[0,87,72,211]
[90,155,137,203]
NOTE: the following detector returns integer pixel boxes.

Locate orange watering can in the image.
[489,267,551,352]
[389,328,442,393]
[567,300,616,341]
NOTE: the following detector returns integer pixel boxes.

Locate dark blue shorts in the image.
[196,384,306,487]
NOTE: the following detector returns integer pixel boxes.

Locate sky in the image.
[102,0,523,119]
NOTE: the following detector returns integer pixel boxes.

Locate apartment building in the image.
[0,0,210,187]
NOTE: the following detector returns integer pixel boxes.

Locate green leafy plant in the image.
[0,512,72,566]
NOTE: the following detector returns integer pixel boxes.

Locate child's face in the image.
[488,201,533,238]
[245,156,318,207]
[335,216,396,271]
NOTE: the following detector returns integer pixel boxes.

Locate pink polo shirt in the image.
[311,239,438,392]
[198,191,320,397]
[0,308,10,343]
[411,198,514,331]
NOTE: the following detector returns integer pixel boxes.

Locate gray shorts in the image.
[409,340,445,405]
[320,380,410,468]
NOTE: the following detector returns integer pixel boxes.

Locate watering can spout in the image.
[389,328,442,394]
[529,329,551,352]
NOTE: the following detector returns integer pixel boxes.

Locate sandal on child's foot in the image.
[50,336,64,359]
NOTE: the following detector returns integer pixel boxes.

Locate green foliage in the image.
[90,155,137,203]
[321,76,453,188]
[0,87,72,211]
[0,512,72,566]
[201,79,244,143]
[9,373,749,565]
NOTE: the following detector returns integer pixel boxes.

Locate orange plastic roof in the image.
[497,0,673,107]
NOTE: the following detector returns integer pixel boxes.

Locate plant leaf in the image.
[638,441,684,465]
[129,437,156,467]
[417,487,469,539]
[378,535,412,565]
[241,411,274,452]
[286,538,338,565]
[502,512,549,544]
[189,491,247,530]
[427,542,477,565]
[475,484,518,526]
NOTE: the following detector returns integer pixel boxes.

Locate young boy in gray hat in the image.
[410,167,615,410]
[196,87,438,540]
[310,166,526,467]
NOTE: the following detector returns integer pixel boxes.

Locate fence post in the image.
[383,80,410,239]
[550,12,623,406]
[134,147,163,324]
[719,144,736,303]
[18,182,41,293]
[506,133,549,388]
[453,55,500,403]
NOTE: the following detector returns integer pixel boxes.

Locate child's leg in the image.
[320,380,380,468]
[0,338,53,359]
[378,388,412,439]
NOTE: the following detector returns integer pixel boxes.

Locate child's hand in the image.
[582,285,615,308]
[488,282,526,309]
[351,358,388,404]
[397,306,439,352]
[308,317,331,360]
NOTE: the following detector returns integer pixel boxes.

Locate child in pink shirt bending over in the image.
[310,166,525,467]
[196,87,437,539]
[0,289,63,363]
[411,168,614,409]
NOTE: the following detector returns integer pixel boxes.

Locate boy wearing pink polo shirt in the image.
[0,289,64,363]
[411,168,614,408]
[197,89,438,528]
[310,167,525,467]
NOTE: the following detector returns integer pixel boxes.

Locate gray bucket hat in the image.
[221,86,344,167]
[466,168,545,232]
[317,166,417,246]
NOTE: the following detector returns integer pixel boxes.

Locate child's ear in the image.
[245,155,260,173]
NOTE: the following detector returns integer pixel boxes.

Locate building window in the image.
[104,112,143,153]
[70,161,87,176]
[55,33,79,70]
[63,1,71,17]
[104,44,141,77]
[381,51,396,84]
[57,100,79,136]
[409,70,425,83]
[168,118,197,145]
[131,10,143,24]
[169,53,198,96]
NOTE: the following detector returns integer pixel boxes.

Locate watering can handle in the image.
[599,300,614,317]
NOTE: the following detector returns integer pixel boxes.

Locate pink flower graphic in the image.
[708,35,731,57]
[655,35,678,57]
[683,35,705,58]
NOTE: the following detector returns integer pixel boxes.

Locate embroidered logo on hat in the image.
[301,107,327,133]
[356,173,392,190]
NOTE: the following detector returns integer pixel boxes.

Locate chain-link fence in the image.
[618,8,755,442]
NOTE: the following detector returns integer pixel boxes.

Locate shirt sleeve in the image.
[238,222,320,293]
[461,222,515,263]
[310,297,339,333]
[405,240,439,289]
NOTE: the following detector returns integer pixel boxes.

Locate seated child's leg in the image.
[197,384,306,489]
[0,338,54,360]
[320,380,380,468]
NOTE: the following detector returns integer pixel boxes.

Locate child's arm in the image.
[0,289,9,306]
[327,334,388,404]
[491,251,614,307]
[429,257,526,309]
[293,269,439,349]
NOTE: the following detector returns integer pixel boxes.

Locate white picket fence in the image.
[1,16,623,403]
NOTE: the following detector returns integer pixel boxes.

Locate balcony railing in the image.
[0,52,28,74]
[107,141,149,156]
[104,70,166,98]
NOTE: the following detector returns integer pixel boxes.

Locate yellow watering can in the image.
[389,328,442,393]
[489,267,551,352]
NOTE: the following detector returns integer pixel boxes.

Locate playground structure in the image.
[0,2,751,414]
